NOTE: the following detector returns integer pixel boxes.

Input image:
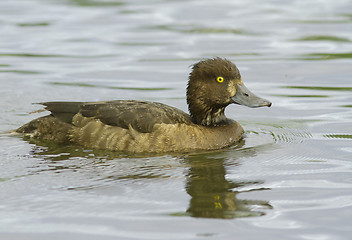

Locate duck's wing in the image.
[40,101,84,123]
[41,100,192,133]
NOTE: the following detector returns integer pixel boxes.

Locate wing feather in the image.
[41,100,192,133]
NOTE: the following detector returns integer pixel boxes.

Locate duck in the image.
[16,57,271,153]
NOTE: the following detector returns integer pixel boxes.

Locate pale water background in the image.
[0,0,352,239]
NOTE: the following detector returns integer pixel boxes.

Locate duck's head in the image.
[187,57,271,126]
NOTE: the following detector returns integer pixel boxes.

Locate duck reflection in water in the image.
[184,142,272,219]
[24,139,273,219]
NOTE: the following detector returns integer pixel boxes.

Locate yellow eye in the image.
[217,76,224,83]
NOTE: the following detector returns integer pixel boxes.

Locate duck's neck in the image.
[188,100,228,126]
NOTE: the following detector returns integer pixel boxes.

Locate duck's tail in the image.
[16,115,73,144]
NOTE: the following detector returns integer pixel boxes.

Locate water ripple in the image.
[245,121,313,145]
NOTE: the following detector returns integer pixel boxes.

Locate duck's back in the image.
[46,100,192,132]
[16,100,243,153]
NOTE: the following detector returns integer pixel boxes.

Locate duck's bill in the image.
[230,84,272,108]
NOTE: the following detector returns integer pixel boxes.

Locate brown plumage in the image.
[16,58,271,153]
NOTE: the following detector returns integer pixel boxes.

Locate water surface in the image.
[0,0,351,239]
